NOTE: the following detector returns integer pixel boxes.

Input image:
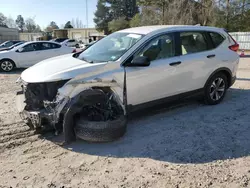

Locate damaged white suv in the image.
[16,25,239,143]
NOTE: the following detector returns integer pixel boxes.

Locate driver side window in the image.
[134,34,175,62]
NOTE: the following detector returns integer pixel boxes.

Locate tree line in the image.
[94,0,250,34]
[0,12,84,33]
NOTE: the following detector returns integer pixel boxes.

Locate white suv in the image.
[16,25,239,143]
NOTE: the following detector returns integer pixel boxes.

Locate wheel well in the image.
[205,68,232,89]
[219,70,232,88]
[0,58,16,67]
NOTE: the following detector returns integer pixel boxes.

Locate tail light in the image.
[227,33,239,52]
[72,49,76,53]
[229,44,239,52]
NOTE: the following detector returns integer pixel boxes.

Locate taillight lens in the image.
[72,49,76,53]
[229,44,239,52]
[227,33,239,52]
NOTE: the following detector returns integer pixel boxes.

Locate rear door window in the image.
[209,32,225,48]
[180,32,209,55]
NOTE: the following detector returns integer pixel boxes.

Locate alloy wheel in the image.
[1,61,13,71]
[209,77,225,101]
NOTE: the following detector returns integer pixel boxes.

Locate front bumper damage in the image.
[16,76,126,143]
[16,90,68,130]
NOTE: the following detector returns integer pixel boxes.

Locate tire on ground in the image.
[75,116,127,142]
[0,59,15,72]
[204,72,228,105]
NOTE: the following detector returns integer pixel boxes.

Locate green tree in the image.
[64,21,73,28]
[129,13,141,27]
[16,15,25,32]
[46,21,59,32]
[107,0,138,20]
[108,17,130,32]
[94,0,112,34]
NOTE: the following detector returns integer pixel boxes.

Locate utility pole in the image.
[86,0,88,28]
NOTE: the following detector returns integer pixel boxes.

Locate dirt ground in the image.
[1,57,250,188]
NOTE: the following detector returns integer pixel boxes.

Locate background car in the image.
[79,40,97,49]
[0,40,24,49]
[0,41,25,52]
[61,39,79,48]
[51,38,68,43]
[0,41,74,71]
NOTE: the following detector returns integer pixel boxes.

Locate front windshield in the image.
[78,32,144,63]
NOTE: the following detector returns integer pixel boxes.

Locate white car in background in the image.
[61,39,79,48]
[0,41,74,71]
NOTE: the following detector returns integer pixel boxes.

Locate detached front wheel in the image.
[74,89,127,142]
[75,116,127,142]
[204,73,228,105]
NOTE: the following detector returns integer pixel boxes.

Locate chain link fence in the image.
[230,32,250,50]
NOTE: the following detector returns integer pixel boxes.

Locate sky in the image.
[1,0,98,29]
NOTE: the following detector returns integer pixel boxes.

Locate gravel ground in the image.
[0,58,250,188]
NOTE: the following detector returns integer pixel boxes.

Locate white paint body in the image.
[0,41,73,68]
[61,39,78,47]
[20,25,239,106]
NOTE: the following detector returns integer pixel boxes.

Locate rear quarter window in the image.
[209,32,225,48]
[51,43,61,48]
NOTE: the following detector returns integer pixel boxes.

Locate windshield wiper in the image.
[81,57,93,64]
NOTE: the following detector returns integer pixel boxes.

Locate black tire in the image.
[75,116,127,142]
[204,72,228,105]
[75,44,79,48]
[0,59,15,72]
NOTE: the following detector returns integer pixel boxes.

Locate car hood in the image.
[21,54,107,83]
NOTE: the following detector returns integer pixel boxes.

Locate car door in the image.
[15,43,43,67]
[40,42,62,59]
[124,33,183,105]
[177,31,218,92]
[50,43,68,56]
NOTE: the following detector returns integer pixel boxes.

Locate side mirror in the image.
[127,56,150,67]
[17,48,24,53]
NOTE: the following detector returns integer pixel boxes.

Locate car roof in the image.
[118,25,225,35]
[15,41,62,49]
[20,41,61,45]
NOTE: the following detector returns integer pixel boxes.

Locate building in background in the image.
[0,27,19,43]
[19,32,43,41]
[53,28,105,44]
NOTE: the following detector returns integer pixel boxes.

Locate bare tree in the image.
[6,16,16,28]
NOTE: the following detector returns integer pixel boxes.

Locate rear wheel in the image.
[0,60,15,72]
[204,73,228,105]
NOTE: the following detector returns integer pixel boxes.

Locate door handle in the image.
[169,61,182,66]
[207,54,215,58]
